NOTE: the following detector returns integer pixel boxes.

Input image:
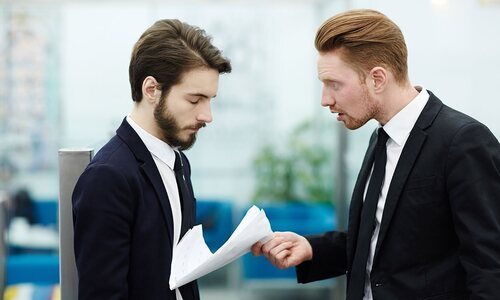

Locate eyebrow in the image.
[318,77,336,83]
[187,92,217,99]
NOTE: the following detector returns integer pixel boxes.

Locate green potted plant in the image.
[252,118,336,204]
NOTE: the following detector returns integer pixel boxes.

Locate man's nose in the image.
[197,101,213,123]
[321,88,335,107]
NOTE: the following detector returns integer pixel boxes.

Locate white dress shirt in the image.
[126,116,184,300]
[363,87,429,299]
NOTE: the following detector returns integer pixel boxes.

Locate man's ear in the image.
[142,76,161,104]
[369,67,387,93]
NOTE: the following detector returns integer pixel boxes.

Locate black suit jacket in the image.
[73,119,200,300]
[296,92,500,299]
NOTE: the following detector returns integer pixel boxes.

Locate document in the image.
[169,205,273,289]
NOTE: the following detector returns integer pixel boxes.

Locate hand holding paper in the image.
[251,231,313,270]
[169,205,273,290]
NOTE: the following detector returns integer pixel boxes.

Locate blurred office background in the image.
[0,0,499,299]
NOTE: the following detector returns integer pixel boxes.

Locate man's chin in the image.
[343,120,364,130]
[176,135,196,151]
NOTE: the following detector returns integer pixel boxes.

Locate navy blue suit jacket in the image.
[296,92,500,299]
[73,119,199,300]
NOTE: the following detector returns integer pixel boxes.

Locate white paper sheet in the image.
[169,205,273,290]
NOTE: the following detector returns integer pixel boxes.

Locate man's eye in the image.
[324,81,339,90]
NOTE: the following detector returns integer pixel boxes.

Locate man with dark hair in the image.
[252,9,500,299]
[73,19,231,300]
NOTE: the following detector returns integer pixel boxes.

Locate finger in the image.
[283,253,303,268]
[279,246,310,268]
[273,250,291,269]
[278,245,302,267]
[262,242,292,259]
[251,242,263,256]
[261,236,286,256]
[269,241,293,259]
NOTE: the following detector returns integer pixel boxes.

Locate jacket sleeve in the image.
[446,122,500,299]
[296,230,347,283]
[73,163,135,300]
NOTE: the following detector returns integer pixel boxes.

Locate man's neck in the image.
[377,82,419,125]
[130,105,162,140]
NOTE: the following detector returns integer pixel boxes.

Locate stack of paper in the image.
[169,205,273,290]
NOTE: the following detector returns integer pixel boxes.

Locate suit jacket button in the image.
[374,283,382,287]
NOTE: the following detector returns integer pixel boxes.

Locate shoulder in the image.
[417,94,499,162]
[92,135,133,164]
[436,104,497,144]
[427,102,500,169]
[424,93,496,143]
[73,149,138,214]
[89,135,142,174]
[76,135,142,192]
[438,104,479,127]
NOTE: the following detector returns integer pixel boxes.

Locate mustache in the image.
[187,123,206,130]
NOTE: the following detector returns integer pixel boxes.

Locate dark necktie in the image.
[347,128,389,299]
[173,151,198,299]
[173,151,193,240]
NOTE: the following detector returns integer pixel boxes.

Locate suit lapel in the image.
[116,118,174,246]
[348,130,377,261]
[373,93,443,262]
[141,161,174,246]
[372,128,426,260]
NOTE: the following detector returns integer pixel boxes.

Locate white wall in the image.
[8,0,500,202]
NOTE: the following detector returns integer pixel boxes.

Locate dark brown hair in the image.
[129,19,232,102]
[315,9,408,84]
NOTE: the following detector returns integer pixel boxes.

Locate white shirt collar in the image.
[382,86,429,146]
[126,116,176,170]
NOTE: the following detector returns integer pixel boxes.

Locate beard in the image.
[344,85,378,130]
[153,97,199,151]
